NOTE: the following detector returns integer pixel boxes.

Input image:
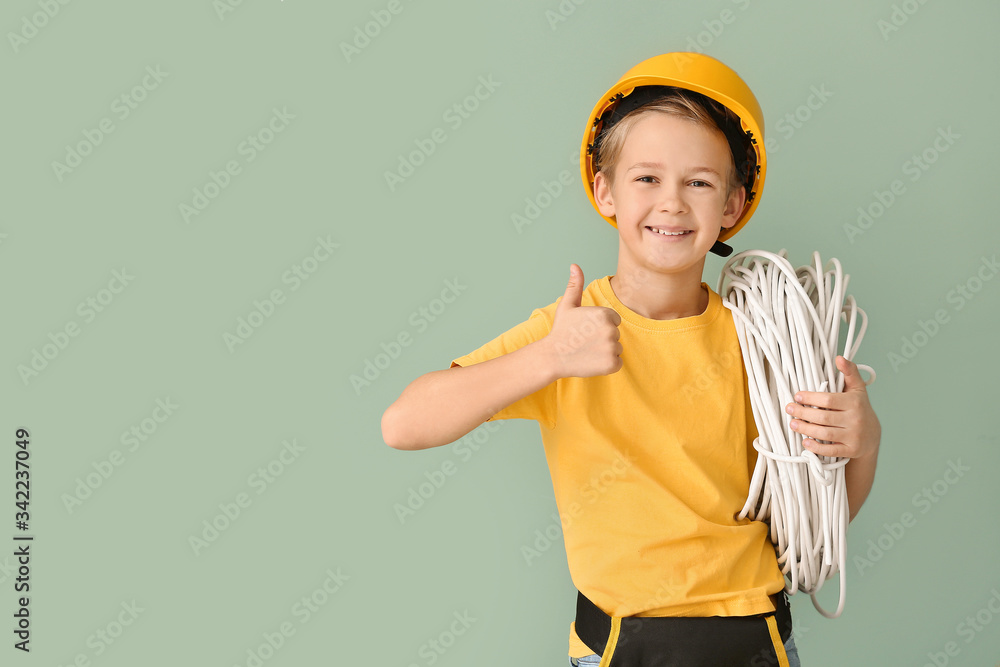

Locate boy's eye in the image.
[634,176,712,187]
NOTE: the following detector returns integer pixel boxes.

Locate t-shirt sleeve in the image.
[449,307,557,428]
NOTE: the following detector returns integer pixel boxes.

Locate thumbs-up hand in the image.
[544,264,623,379]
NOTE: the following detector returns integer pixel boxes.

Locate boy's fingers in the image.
[559,263,584,311]
[790,419,842,444]
[838,356,868,392]
[791,391,837,409]
[786,402,844,427]
[792,358,870,406]
[802,438,850,458]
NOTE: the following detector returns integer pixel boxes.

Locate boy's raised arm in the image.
[381,338,558,450]
[381,264,622,451]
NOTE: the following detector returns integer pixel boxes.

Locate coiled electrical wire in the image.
[717,249,875,618]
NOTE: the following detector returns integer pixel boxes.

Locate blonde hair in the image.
[595,90,748,201]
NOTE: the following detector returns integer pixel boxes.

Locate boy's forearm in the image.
[382,339,559,451]
[845,446,879,523]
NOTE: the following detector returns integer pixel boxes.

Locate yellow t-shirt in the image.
[450,275,786,659]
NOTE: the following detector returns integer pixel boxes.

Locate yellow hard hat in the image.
[580,52,767,257]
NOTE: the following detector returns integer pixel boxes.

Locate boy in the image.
[382,52,881,667]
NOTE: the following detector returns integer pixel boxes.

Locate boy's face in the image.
[593,112,746,284]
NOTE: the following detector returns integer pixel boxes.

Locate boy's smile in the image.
[593,113,746,319]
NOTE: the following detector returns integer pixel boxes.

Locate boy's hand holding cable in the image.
[786,355,881,462]
[544,264,623,379]
[787,354,881,525]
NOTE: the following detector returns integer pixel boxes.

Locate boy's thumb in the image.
[559,264,584,310]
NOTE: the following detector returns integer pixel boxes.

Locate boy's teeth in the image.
[649,228,690,236]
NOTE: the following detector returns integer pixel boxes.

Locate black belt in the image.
[574,589,793,667]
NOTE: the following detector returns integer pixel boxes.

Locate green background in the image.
[3,0,999,665]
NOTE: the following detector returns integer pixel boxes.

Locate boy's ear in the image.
[720,185,747,229]
[593,170,616,218]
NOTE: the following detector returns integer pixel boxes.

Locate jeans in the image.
[568,633,801,666]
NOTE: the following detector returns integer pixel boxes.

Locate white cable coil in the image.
[717,249,875,619]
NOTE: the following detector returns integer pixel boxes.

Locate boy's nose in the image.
[656,184,687,213]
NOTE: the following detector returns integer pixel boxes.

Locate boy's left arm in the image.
[784,356,882,523]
